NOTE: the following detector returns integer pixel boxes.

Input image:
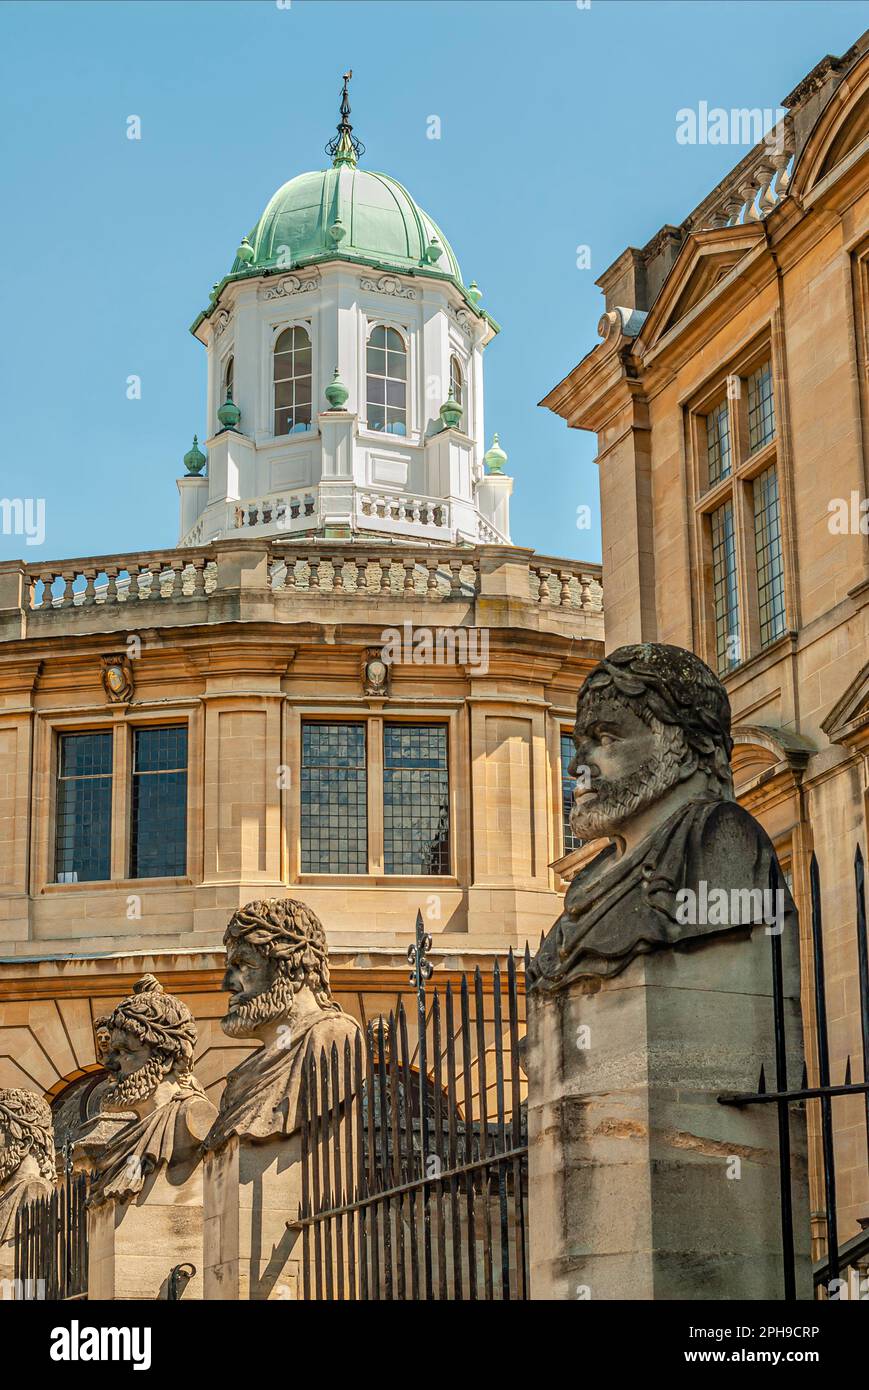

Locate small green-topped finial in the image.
[326,70,365,169]
[468,280,483,306]
[183,434,207,475]
[439,391,462,431]
[324,367,349,410]
[236,235,255,265]
[217,390,241,430]
[423,235,443,266]
[484,433,507,475]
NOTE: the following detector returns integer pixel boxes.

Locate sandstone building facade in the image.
[542,33,869,1253]
[0,84,602,1147]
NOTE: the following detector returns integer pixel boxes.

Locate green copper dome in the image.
[228,165,463,284]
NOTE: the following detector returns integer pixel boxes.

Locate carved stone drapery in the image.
[359,274,416,300]
[262,272,321,301]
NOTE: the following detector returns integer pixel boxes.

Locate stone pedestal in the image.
[87,1168,206,1300]
[203,1135,303,1300]
[0,1236,17,1297]
[527,925,812,1300]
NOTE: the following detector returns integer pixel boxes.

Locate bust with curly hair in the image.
[204,899,361,1152]
[85,975,217,1205]
[0,1088,56,1244]
[529,643,794,988]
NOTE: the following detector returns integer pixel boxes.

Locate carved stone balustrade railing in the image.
[23,552,217,611]
[687,115,796,231]
[356,490,451,535]
[0,543,603,642]
[268,548,478,599]
[529,560,604,612]
[232,491,317,532]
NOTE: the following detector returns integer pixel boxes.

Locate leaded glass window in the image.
[131,726,188,878]
[383,724,449,875]
[366,325,407,435]
[753,465,786,647]
[274,326,312,435]
[55,732,113,882]
[449,354,463,420]
[706,400,731,487]
[301,723,367,873]
[560,731,583,854]
[711,500,740,672]
[747,360,775,452]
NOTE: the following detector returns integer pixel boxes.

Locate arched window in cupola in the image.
[274,326,313,435]
[449,354,464,424]
[222,355,234,405]
[366,325,407,435]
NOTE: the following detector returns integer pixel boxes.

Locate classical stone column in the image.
[77,975,217,1300]
[202,898,360,1299]
[526,642,812,1300]
[0,1088,55,1295]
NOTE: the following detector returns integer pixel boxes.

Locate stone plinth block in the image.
[203,1135,303,1300]
[87,1167,206,1300]
[527,926,812,1300]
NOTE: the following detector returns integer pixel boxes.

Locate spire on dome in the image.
[326,70,364,169]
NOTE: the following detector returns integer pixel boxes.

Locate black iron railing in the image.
[13,1167,88,1301]
[719,848,869,1300]
[292,940,528,1300]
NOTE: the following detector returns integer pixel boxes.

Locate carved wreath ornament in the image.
[262,273,321,301]
[359,274,416,300]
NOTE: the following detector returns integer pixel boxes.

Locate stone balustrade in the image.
[356,489,450,533]
[21,551,217,611]
[0,542,603,636]
[529,559,604,612]
[268,548,478,599]
[688,116,796,231]
[232,490,316,532]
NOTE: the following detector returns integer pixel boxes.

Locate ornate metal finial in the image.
[407,909,433,1003]
[326,69,365,168]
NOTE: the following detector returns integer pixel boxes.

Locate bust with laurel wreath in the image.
[0,1088,56,1244]
[85,974,217,1204]
[529,643,794,989]
[203,899,361,1152]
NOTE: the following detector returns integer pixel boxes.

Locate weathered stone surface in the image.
[527,643,811,1299]
[204,899,361,1153]
[530,644,794,987]
[82,974,216,1205]
[202,899,361,1298]
[0,1088,55,1257]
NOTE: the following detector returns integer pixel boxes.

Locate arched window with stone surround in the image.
[449,354,463,422]
[366,324,407,435]
[222,354,234,405]
[273,326,313,435]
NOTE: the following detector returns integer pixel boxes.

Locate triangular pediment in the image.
[637,225,765,350]
[821,659,869,745]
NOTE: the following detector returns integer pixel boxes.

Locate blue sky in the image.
[1,0,866,565]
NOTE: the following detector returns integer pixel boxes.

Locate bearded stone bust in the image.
[203,898,361,1153]
[530,643,794,989]
[85,975,217,1205]
[0,1089,56,1244]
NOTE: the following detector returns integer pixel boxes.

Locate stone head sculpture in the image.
[532,641,790,989]
[205,899,359,1152]
[221,898,335,1041]
[97,975,201,1115]
[0,1089,55,1191]
[566,642,734,847]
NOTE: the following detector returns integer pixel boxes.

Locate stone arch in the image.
[790,50,869,200]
